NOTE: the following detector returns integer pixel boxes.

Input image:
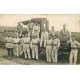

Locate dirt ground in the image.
[0,48,78,65]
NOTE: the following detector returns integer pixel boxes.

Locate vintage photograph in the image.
[0,14,80,65]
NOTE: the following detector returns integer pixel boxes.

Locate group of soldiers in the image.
[4,22,80,64]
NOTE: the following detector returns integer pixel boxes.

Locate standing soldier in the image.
[13,34,21,58]
[46,35,53,63]
[22,34,31,59]
[32,22,40,38]
[30,34,40,61]
[40,27,49,48]
[52,35,60,63]
[28,21,34,39]
[17,22,23,38]
[69,36,80,64]
[4,33,14,59]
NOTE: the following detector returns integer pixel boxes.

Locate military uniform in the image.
[46,39,53,62]
[30,37,39,60]
[52,38,60,63]
[13,37,20,57]
[22,37,31,59]
[40,31,49,47]
[32,24,40,38]
[70,41,80,64]
[5,37,14,58]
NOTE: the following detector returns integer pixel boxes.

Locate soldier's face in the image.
[63,25,66,29]
[72,37,75,41]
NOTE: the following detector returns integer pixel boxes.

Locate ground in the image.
[0,48,79,65]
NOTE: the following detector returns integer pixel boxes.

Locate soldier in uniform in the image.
[59,24,71,38]
[49,26,56,37]
[69,36,80,64]
[28,21,34,39]
[40,27,49,48]
[4,33,14,59]
[52,35,60,63]
[22,34,31,59]
[13,34,21,57]
[32,22,40,38]
[46,35,53,63]
[17,22,23,38]
[30,34,40,61]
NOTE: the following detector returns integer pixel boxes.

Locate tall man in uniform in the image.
[17,22,23,38]
[30,34,40,60]
[32,22,40,38]
[69,36,80,64]
[52,35,60,63]
[4,33,14,59]
[40,27,49,48]
[46,35,53,63]
[22,34,31,59]
[13,34,21,57]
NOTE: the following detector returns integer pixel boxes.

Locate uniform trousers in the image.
[46,46,52,62]
[52,47,58,63]
[7,48,14,58]
[32,45,38,60]
[13,44,19,57]
[69,49,78,64]
[23,44,31,59]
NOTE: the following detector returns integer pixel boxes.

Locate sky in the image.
[0,14,80,32]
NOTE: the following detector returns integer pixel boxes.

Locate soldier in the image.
[17,22,23,38]
[59,24,71,38]
[13,34,21,57]
[46,35,53,63]
[28,21,34,39]
[32,22,40,38]
[49,26,56,37]
[69,36,80,64]
[22,34,31,59]
[52,35,60,63]
[30,34,40,61]
[40,27,49,48]
[4,33,14,59]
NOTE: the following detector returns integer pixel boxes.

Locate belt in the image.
[24,43,29,44]
[13,43,19,44]
[32,43,38,45]
[6,42,12,43]
[47,44,52,46]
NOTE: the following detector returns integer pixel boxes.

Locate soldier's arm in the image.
[76,41,80,48]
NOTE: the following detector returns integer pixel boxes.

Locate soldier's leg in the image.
[13,45,16,56]
[32,45,35,59]
[7,48,10,57]
[27,45,31,59]
[73,50,78,64]
[23,45,27,59]
[54,49,58,63]
[35,45,39,60]
[40,40,43,47]
[48,46,52,62]
[44,40,46,48]
[52,49,55,62]
[46,46,49,62]
[10,48,14,58]
[69,50,73,64]
[16,44,19,57]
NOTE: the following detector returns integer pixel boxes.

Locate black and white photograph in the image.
[0,14,80,65]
